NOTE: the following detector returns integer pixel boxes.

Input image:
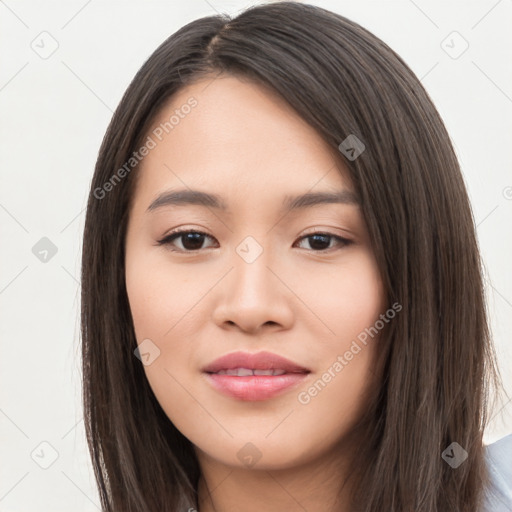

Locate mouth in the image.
[202,351,311,401]
[202,350,310,374]
[207,368,307,376]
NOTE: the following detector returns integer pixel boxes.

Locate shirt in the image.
[481,433,512,511]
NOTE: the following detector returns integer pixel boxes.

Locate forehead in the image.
[132,75,353,208]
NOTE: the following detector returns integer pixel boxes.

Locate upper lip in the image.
[202,351,310,374]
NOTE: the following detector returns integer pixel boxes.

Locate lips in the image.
[214,368,287,376]
[202,351,311,401]
[202,350,310,375]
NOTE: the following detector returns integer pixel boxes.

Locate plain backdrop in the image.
[0,0,511,510]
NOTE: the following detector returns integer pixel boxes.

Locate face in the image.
[125,74,386,471]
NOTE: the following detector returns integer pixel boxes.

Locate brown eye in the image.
[294,232,353,252]
[157,230,217,252]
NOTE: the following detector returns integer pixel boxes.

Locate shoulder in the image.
[481,433,512,512]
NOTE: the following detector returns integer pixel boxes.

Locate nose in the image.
[211,241,294,334]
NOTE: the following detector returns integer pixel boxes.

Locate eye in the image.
[156,229,353,253]
[156,229,217,252]
[294,232,353,252]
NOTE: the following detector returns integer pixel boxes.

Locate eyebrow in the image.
[146,188,360,214]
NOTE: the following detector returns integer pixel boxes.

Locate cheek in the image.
[289,257,384,455]
[126,272,173,341]
[125,251,203,426]
[125,248,211,399]
[125,247,202,342]
[291,251,383,408]
[302,250,385,342]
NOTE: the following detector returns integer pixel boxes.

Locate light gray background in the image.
[1,0,511,510]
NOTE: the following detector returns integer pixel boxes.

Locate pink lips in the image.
[202,351,310,401]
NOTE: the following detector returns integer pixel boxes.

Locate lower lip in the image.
[204,372,309,401]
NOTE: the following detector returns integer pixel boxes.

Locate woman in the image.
[81,2,511,511]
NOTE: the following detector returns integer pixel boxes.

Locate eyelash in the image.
[156,229,353,253]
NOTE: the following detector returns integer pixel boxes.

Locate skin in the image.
[124,74,386,512]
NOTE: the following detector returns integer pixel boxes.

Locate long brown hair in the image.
[81,2,503,510]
